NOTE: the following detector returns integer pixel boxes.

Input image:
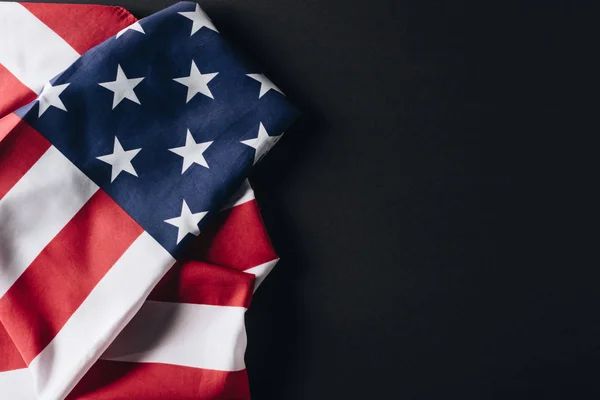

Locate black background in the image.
[25,0,599,398]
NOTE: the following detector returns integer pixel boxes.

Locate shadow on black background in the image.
[211,11,325,399]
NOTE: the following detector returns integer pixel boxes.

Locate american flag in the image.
[0,2,299,399]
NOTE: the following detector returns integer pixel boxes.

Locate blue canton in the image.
[17,2,300,256]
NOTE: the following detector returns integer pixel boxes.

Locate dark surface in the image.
[27,0,598,398]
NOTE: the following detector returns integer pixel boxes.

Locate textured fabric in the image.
[0,2,295,399]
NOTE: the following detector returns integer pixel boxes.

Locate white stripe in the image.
[0,369,36,400]
[28,232,176,400]
[102,301,247,372]
[0,3,80,93]
[245,258,279,292]
[221,179,255,210]
[0,146,98,298]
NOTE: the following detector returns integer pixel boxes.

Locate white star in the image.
[99,64,144,109]
[173,61,218,102]
[178,4,218,36]
[96,136,142,182]
[116,21,145,38]
[37,82,69,117]
[168,129,213,173]
[164,200,208,244]
[246,74,285,99]
[241,122,282,165]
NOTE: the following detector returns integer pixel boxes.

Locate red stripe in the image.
[68,360,251,400]
[21,2,137,55]
[149,261,254,308]
[0,190,143,363]
[186,200,278,271]
[0,64,37,119]
[0,114,51,201]
[0,323,25,372]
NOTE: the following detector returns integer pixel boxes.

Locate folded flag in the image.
[0,2,299,399]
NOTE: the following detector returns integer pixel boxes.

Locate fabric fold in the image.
[0,2,297,399]
[1,182,281,400]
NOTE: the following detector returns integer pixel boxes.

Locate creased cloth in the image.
[0,2,298,399]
